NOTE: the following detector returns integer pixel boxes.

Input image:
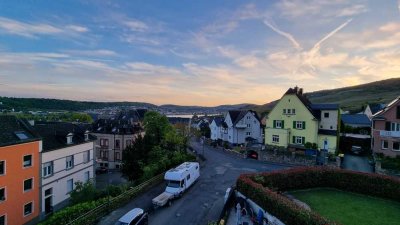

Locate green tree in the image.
[143,111,172,145]
[121,135,147,181]
[69,181,98,205]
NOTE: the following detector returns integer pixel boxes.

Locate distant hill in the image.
[247,78,400,116]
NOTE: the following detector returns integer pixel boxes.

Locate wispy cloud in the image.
[123,19,149,32]
[263,20,302,50]
[63,49,118,57]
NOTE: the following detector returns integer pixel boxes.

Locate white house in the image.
[32,122,95,217]
[209,117,225,141]
[223,110,263,145]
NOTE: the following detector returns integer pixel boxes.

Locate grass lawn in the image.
[290,188,400,225]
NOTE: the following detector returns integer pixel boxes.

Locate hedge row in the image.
[237,167,400,225]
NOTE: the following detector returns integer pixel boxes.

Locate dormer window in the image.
[67,133,73,145]
[84,130,90,141]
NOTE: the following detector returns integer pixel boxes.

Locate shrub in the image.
[237,167,400,225]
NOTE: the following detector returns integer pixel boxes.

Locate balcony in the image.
[235,124,247,129]
[379,130,400,138]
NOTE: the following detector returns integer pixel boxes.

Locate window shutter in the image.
[302,137,305,144]
[385,122,391,131]
[293,121,296,128]
[292,136,295,143]
[273,120,276,128]
[303,121,306,129]
[282,120,284,129]
[397,106,400,119]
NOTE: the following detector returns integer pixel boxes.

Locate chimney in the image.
[299,88,303,95]
[84,130,90,141]
[293,86,298,93]
[67,133,73,145]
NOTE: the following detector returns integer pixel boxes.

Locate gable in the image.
[268,94,316,122]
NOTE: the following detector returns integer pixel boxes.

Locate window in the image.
[246,132,251,136]
[272,135,279,143]
[287,109,291,114]
[187,174,191,180]
[247,124,251,128]
[293,136,305,144]
[24,178,33,192]
[0,161,4,175]
[126,139,132,146]
[294,121,305,129]
[0,215,4,225]
[43,162,53,177]
[274,120,283,129]
[382,140,388,149]
[23,155,32,167]
[391,122,400,131]
[115,139,120,149]
[84,171,90,182]
[83,150,90,163]
[324,112,329,118]
[100,139,109,147]
[66,155,74,169]
[24,202,33,216]
[247,116,250,119]
[0,187,5,201]
[45,188,52,197]
[115,152,120,160]
[67,179,73,193]
[292,109,295,114]
[283,109,286,114]
[393,142,400,151]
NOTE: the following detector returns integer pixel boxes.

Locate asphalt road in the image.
[342,154,374,173]
[98,141,290,225]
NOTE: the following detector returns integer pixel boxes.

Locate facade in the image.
[362,103,385,120]
[0,116,42,225]
[265,87,339,153]
[209,117,224,141]
[371,97,400,158]
[223,110,263,145]
[31,122,96,217]
[92,109,146,169]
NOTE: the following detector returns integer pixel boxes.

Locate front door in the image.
[45,196,52,214]
[323,140,328,150]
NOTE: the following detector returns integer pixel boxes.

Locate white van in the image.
[152,162,200,207]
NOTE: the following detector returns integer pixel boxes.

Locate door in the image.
[45,196,52,214]
[323,139,328,150]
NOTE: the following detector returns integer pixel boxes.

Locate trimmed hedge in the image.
[237,167,400,225]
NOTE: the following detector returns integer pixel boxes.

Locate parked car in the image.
[96,166,108,174]
[115,208,148,225]
[351,146,363,155]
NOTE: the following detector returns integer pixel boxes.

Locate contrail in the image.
[312,18,353,51]
[263,20,302,51]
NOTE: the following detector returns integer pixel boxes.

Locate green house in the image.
[265,87,340,153]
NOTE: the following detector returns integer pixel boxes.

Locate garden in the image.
[237,167,400,225]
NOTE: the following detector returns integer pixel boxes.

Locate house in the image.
[91,109,146,170]
[362,103,385,120]
[371,96,400,158]
[265,87,340,153]
[0,115,42,225]
[209,117,224,141]
[223,110,263,145]
[341,114,371,129]
[31,121,96,217]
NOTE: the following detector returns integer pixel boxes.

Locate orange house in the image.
[0,116,41,225]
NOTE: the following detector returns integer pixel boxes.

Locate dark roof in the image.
[213,117,224,126]
[227,110,261,125]
[369,103,385,115]
[228,111,241,124]
[373,96,400,118]
[318,129,338,136]
[32,122,96,152]
[341,114,371,126]
[92,109,145,134]
[284,87,315,117]
[0,115,41,147]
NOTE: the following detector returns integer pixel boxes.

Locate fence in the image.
[66,173,165,225]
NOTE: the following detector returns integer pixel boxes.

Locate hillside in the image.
[248,78,400,116]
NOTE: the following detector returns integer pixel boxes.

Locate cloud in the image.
[63,49,118,57]
[123,19,149,32]
[336,4,368,17]
[379,22,400,32]
[66,25,89,33]
[263,20,302,50]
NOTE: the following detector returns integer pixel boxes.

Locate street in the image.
[98,140,290,225]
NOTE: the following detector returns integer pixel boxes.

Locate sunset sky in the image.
[0,0,399,106]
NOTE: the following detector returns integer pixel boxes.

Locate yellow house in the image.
[265,87,340,153]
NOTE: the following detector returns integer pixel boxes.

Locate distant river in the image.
[165,114,221,118]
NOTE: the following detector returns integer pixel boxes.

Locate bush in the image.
[237,167,400,225]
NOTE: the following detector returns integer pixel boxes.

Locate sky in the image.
[0,0,399,106]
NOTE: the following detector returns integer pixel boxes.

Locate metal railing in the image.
[66,173,165,225]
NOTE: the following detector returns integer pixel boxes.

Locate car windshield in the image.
[167,180,181,188]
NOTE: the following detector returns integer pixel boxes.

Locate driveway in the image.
[342,154,374,173]
[96,170,128,190]
[98,140,291,225]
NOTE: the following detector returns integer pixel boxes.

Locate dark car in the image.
[96,166,108,174]
[115,208,148,225]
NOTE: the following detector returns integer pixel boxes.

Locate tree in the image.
[69,181,98,205]
[121,135,147,181]
[143,111,172,146]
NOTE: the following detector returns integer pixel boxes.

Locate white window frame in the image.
[0,161,5,176]
[292,109,296,114]
[66,155,74,170]
[0,187,5,202]
[67,179,73,194]
[247,124,251,128]
[275,120,283,129]
[0,214,5,225]
[393,142,400,151]
[287,109,291,114]
[23,201,33,217]
[283,109,286,114]
[296,121,303,129]
[272,135,279,143]
[382,140,388,150]
[23,178,33,192]
[23,154,32,168]
[295,136,303,144]
[246,132,251,136]
[43,162,53,178]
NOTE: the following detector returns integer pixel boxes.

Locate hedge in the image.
[237,167,400,225]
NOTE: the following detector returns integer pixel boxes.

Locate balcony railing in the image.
[380,130,400,138]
